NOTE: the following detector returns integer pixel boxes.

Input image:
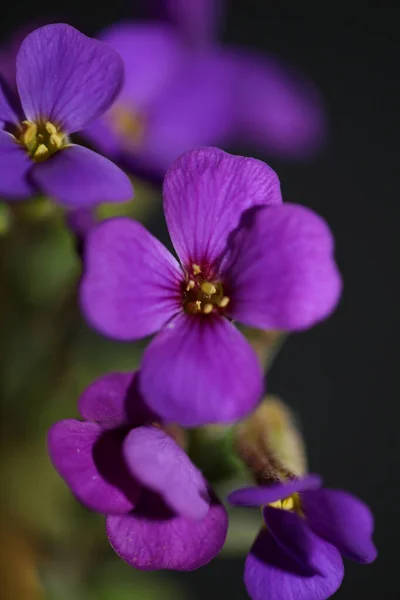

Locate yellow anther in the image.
[195,300,201,311]
[22,122,37,145]
[186,280,195,291]
[282,496,295,511]
[50,133,63,148]
[45,122,58,135]
[201,281,216,296]
[33,144,49,159]
[269,499,283,509]
[203,303,213,314]
[192,264,201,275]
[218,296,230,308]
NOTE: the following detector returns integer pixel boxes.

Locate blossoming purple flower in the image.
[80,147,342,427]
[228,475,377,600]
[48,371,228,570]
[0,23,133,205]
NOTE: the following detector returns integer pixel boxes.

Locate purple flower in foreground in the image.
[48,371,228,570]
[228,476,377,600]
[0,24,133,206]
[80,147,342,427]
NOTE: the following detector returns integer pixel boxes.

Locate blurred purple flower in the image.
[80,147,342,427]
[228,475,377,600]
[48,371,228,570]
[0,23,133,206]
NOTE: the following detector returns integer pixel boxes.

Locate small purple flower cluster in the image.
[0,17,376,600]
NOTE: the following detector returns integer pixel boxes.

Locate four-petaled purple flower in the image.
[228,475,377,600]
[48,371,228,570]
[84,0,326,178]
[80,147,342,427]
[0,24,133,206]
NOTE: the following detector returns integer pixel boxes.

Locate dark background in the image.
[1,1,398,598]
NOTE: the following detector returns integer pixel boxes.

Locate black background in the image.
[1,1,398,598]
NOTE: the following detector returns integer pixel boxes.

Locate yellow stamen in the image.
[195,300,201,311]
[186,280,195,291]
[192,264,201,275]
[50,133,63,148]
[201,281,216,296]
[33,144,49,159]
[203,303,213,314]
[45,122,58,136]
[22,122,37,145]
[218,296,230,308]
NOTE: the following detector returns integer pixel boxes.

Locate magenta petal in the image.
[140,312,263,426]
[78,371,154,426]
[80,217,182,340]
[0,131,34,198]
[48,420,140,514]
[245,528,343,600]
[232,50,327,158]
[31,145,133,207]
[123,426,209,519]
[163,147,282,268]
[223,204,342,331]
[228,476,322,508]
[106,490,227,570]
[302,489,377,564]
[16,24,123,133]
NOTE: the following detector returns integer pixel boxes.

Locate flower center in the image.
[17,120,68,162]
[182,263,230,316]
[267,493,303,516]
[108,103,145,147]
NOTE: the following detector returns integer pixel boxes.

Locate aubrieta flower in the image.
[228,475,377,600]
[0,24,133,205]
[80,147,342,427]
[145,0,327,159]
[48,371,228,570]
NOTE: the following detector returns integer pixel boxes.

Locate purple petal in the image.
[245,528,343,600]
[16,24,123,132]
[140,312,263,427]
[78,371,155,426]
[0,77,20,125]
[48,419,140,514]
[80,217,182,340]
[99,23,185,109]
[65,208,96,239]
[106,489,227,570]
[264,507,324,575]
[31,145,133,207]
[231,50,327,158]
[163,147,282,268]
[222,204,342,331]
[302,489,377,564]
[228,476,322,508]
[124,426,209,519]
[160,0,224,46]
[134,52,236,173]
[0,130,34,198]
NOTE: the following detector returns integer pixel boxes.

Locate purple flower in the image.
[228,475,377,600]
[48,371,228,571]
[80,147,342,427]
[0,24,133,206]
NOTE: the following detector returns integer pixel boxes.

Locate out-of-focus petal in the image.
[78,371,155,426]
[230,50,327,158]
[140,312,263,427]
[80,217,182,340]
[106,489,228,570]
[222,204,342,331]
[16,24,123,132]
[0,77,21,125]
[0,130,34,198]
[228,476,322,508]
[163,147,282,268]
[302,489,377,564]
[124,426,209,519]
[245,528,343,600]
[48,419,140,514]
[31,145,133,207]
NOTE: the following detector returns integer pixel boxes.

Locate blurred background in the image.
[0,1,398,599]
